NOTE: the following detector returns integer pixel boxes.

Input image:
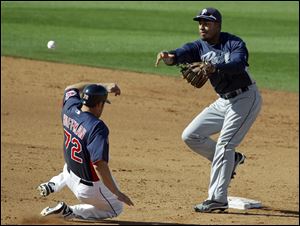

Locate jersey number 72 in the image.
[64,129,83,163]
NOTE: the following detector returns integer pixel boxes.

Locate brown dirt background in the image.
[1,56,299,225]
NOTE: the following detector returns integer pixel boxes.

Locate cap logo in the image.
[83,94,89,100]
[208,15,216,20]
[201,9,208,15]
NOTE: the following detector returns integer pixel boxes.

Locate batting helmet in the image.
[81,84,111,107]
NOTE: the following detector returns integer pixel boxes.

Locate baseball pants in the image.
[48,164,123,219]
[181,83,262,203]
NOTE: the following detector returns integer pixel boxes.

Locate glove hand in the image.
[180,62,215,88]
[189,62,216,75]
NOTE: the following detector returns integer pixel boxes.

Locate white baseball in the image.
[47,40,56,49]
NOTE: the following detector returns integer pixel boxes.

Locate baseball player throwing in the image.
[156,7,262,212]
[37,82,134,220]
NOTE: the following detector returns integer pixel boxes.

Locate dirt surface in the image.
[1,56,299,225]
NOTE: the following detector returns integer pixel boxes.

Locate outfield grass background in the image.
[1,1,299,92]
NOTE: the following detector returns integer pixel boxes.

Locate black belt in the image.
[219,86,249,99]
[79,179,93,187]
[67,167,93,187]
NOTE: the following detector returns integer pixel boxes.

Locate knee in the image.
[181,129,206,142]
[181,129,189,142]
[181,129,194,143]
[181,129,206,144]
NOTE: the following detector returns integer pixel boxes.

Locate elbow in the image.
[94,160,108,173]
[65,84,77,91]
[236,61,247,72]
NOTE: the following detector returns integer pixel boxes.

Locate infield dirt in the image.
[1,56,299,225]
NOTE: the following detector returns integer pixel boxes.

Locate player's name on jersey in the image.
[63,114,87,139]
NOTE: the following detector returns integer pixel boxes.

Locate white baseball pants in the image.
[48,164,123,220]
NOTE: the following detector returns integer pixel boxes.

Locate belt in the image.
[79,179,93,187]
[67,166,93,187]
[219,86,249,99]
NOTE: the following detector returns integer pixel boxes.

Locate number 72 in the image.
[64,129,83,163]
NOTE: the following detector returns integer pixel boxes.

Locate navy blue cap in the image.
[82,84,111,107]
[193,7,222,23]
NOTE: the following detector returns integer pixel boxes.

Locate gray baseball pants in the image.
[181,83,262,203]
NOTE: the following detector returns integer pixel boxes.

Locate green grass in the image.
[1,1,299,92]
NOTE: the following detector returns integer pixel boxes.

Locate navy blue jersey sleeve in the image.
[174,42,202,64]
[62,88,82,111]
[214,40,249,75]
[87,122,109,163]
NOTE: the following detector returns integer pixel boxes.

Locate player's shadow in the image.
[71,207,299,224]
[72,219,198,225]
[211,206,299,218]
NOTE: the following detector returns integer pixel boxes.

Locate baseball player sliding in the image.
[37,82,134,220]
[156,7,262,212]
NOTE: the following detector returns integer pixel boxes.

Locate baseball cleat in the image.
[194,200,228,213]
[231,152,246,179]
[37,182,55,197]
[40,201,73,218]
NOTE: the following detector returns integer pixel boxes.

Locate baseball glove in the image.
[179,62,215,88]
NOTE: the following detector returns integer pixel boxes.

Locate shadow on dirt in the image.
[209,206,299,219]
[71,219,198,225]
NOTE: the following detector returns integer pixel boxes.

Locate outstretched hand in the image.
[155,51,175,67]
[105,83,121,96]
